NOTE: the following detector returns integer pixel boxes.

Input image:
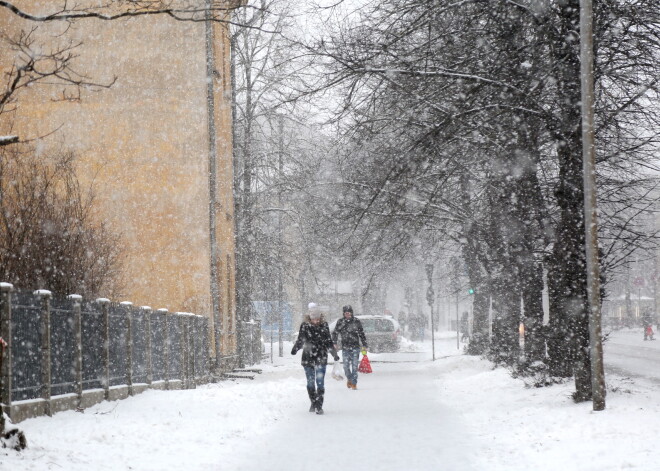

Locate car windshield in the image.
[360,318,394,332]
[375,319,394,332]
[361,319,376,332]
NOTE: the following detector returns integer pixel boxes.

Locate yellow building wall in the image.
[0,3,237,354]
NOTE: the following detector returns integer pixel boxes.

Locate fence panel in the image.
[108,303,128,387]
[10,291,42,401]
[132,309,148,384]
[167,315,182,380]
[193,316,208,380]
[150,311,167,382]
[81,301,104,390]
[50,296,76,397]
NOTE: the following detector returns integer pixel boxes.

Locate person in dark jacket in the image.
[291,302,339,415]
[332,305,368,390]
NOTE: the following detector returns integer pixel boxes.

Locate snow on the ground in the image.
[2,331,659,470]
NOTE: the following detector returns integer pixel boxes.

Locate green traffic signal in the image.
[468,288,475,295]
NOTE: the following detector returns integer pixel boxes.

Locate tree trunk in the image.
[545,0,592,398]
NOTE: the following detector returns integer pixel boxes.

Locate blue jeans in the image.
[303,364,327,391]
[342,348,360,385]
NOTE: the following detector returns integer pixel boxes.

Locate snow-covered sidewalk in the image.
[2,333,659,470]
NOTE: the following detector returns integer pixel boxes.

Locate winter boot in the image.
[307,387,317,412]
[315,388,325,415]
[346,381,353,389]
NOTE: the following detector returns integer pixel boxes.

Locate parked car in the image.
[329,314,401,353]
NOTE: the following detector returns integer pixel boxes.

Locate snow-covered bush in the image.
[1,412,27,451]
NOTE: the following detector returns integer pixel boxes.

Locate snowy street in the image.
[3,332,660,471]
[2,1,658,470]
[604,328,660,385]
[230,347,474,470]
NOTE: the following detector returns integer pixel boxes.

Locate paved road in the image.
[604,328,660,384]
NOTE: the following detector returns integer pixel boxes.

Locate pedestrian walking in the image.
[642,310,656,341]
[291,303,339,415]
[332,305,368,390]
[460,311,470,343]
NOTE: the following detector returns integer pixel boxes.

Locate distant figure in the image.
[460,312,470,342]
[398,311,408,336]
[291,302,339,415]
[644,324,655,341]
[332,305,368,390]
[642,311,655,341]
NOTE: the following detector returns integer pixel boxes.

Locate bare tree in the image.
[0,146,124,297]
[1,1,248,142]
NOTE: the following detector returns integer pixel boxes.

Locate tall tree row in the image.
[302,0,659,400]
[231,0,335,350]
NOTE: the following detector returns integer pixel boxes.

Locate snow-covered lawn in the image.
[2,332,658,470]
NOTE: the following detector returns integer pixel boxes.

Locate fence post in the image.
[68,294,83,409]
[141,306,153,386]
[97,298,111,400]
[121,301,134,395]
[159,309,170,389]
[0,283,13,417]
[35,290,52,416]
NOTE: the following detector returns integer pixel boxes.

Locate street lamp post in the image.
[425,264,436,361]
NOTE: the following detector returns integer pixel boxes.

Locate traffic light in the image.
[468,288,475,295]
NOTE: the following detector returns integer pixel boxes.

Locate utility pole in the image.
[277,114,284,357]
[205,1,223,370]
[580,0,606,411]
[425,264,436,361]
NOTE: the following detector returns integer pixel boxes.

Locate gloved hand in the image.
[361,348,367,356]
[333,354,340,362]
[291,347,297,355]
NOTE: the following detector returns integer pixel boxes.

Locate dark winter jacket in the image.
[291,315,339,367]
[332,315,368,350]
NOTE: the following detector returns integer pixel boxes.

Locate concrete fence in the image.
[0,283,211,423]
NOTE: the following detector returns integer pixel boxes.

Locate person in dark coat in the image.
[332,305,368,390]
[291,302,339,415]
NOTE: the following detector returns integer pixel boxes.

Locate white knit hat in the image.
[308,302,321,319]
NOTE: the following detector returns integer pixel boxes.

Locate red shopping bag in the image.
[358,353,372,373]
